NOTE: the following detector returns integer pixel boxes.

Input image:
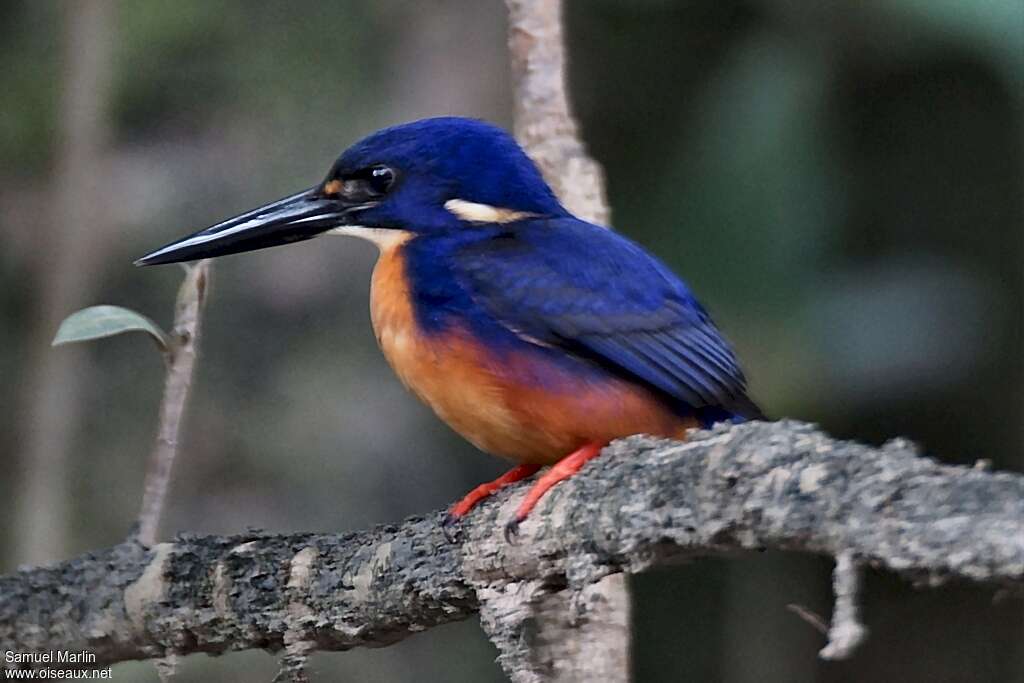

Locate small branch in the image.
[506,0,609,226]
[479,575,631,683]
[786,603,828,635]
[2,421,1020,668]
[819,552,867,660]
[136,261,209,547]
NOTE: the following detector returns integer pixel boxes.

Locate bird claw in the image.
[446,511,525,544]
[441,513,463,543]
[503,517,522,544]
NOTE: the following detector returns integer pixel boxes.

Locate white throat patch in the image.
[326,226,413,250]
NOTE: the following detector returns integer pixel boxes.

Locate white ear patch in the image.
[444,199,536,224]
[326,226,413,250]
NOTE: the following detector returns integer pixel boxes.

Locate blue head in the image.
[137,117,568,264]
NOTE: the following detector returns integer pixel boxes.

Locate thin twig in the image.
[786,603,829,634]
[819,551,868,660]
[136,260,209,547]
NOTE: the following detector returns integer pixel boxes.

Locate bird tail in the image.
[696,395,766,428]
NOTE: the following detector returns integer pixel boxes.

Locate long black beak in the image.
[136,187,356,266]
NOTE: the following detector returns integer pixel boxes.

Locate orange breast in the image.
[370,238,697,464]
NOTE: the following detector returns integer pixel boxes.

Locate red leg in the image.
[505,442,604,540]
[448,463,541,520]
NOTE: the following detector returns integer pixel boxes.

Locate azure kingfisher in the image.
[137,117,763,538]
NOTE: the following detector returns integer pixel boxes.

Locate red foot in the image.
[505,442,605,540]
[448,464,541,519]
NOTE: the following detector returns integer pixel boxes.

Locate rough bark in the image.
[3,421,1021,672]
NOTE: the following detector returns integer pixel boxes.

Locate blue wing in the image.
[451,218,762,420]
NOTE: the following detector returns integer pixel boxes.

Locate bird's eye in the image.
[323,165,396,202]
[367,166,395,195]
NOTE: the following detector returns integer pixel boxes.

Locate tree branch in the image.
[507,0,609,226]
[819,551,867,660]
[136,260,209,547]
[3,421,1021,670]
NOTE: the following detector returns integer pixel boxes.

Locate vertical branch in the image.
[491,1,631,681]
[15,0,116,565]
[136,261,209,547]
[506,0,609,226]
[819,552,867,660]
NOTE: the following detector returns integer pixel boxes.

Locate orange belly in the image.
[370,238,697,464]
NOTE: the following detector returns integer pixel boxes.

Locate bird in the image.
[137,116,763,539]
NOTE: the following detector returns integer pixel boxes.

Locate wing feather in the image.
[450,218,760,418]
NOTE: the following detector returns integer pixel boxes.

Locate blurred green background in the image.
[1,1,1021,681]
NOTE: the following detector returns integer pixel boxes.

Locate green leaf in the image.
[52,305,169,351]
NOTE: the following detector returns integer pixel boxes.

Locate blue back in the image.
[402,218,762,423]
